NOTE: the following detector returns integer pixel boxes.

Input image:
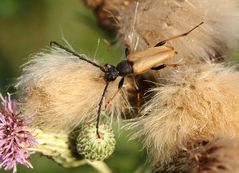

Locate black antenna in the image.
[96,81,109,138]
[50,41,105,72]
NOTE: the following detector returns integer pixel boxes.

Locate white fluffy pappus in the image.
[130,63,239,168]
[16,47,130,133]
[164,137,239,173]
[118,0,239,63]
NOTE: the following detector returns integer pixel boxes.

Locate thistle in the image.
[130,63,239,169]
[0,93,36,173]
[76,123,116,161]
[16,48,130,133]
[118,0,239,64]
[164,137,239,173]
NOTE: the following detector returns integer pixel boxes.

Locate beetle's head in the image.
[104,64,119,81]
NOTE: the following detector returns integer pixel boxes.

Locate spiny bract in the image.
[76,123,116,161]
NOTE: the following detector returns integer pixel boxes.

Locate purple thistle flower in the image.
[0,93,37,173]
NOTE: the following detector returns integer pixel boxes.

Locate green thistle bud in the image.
[76,123,116,161]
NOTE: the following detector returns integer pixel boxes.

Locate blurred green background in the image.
[0,0,149,173]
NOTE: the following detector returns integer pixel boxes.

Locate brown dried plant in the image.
[131,63,239,169]
[163,137,239,173]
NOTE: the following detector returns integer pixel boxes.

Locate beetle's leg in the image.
[135,27,151,47]
[125,42,133,57]
[103,39,117,49]
[154,22,204,47]
[151,64,178,70]
[125,47,130,57]
[105,77,125,107]
[132,76,141,110]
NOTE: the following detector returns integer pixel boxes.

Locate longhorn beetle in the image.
[50,22,203,138]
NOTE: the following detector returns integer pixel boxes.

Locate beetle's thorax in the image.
[116,60,133,77]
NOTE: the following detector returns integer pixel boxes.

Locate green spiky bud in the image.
[76,123,116,161]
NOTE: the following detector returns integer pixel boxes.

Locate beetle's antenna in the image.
[50,41,106,72]
[96,81,110,138]
[155,22,204,47]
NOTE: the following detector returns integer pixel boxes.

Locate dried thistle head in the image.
[16,47,130,133]
[163,137,239,173]
[83,0,134,34]
[118,0,239,63]
[130,63,239,168]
